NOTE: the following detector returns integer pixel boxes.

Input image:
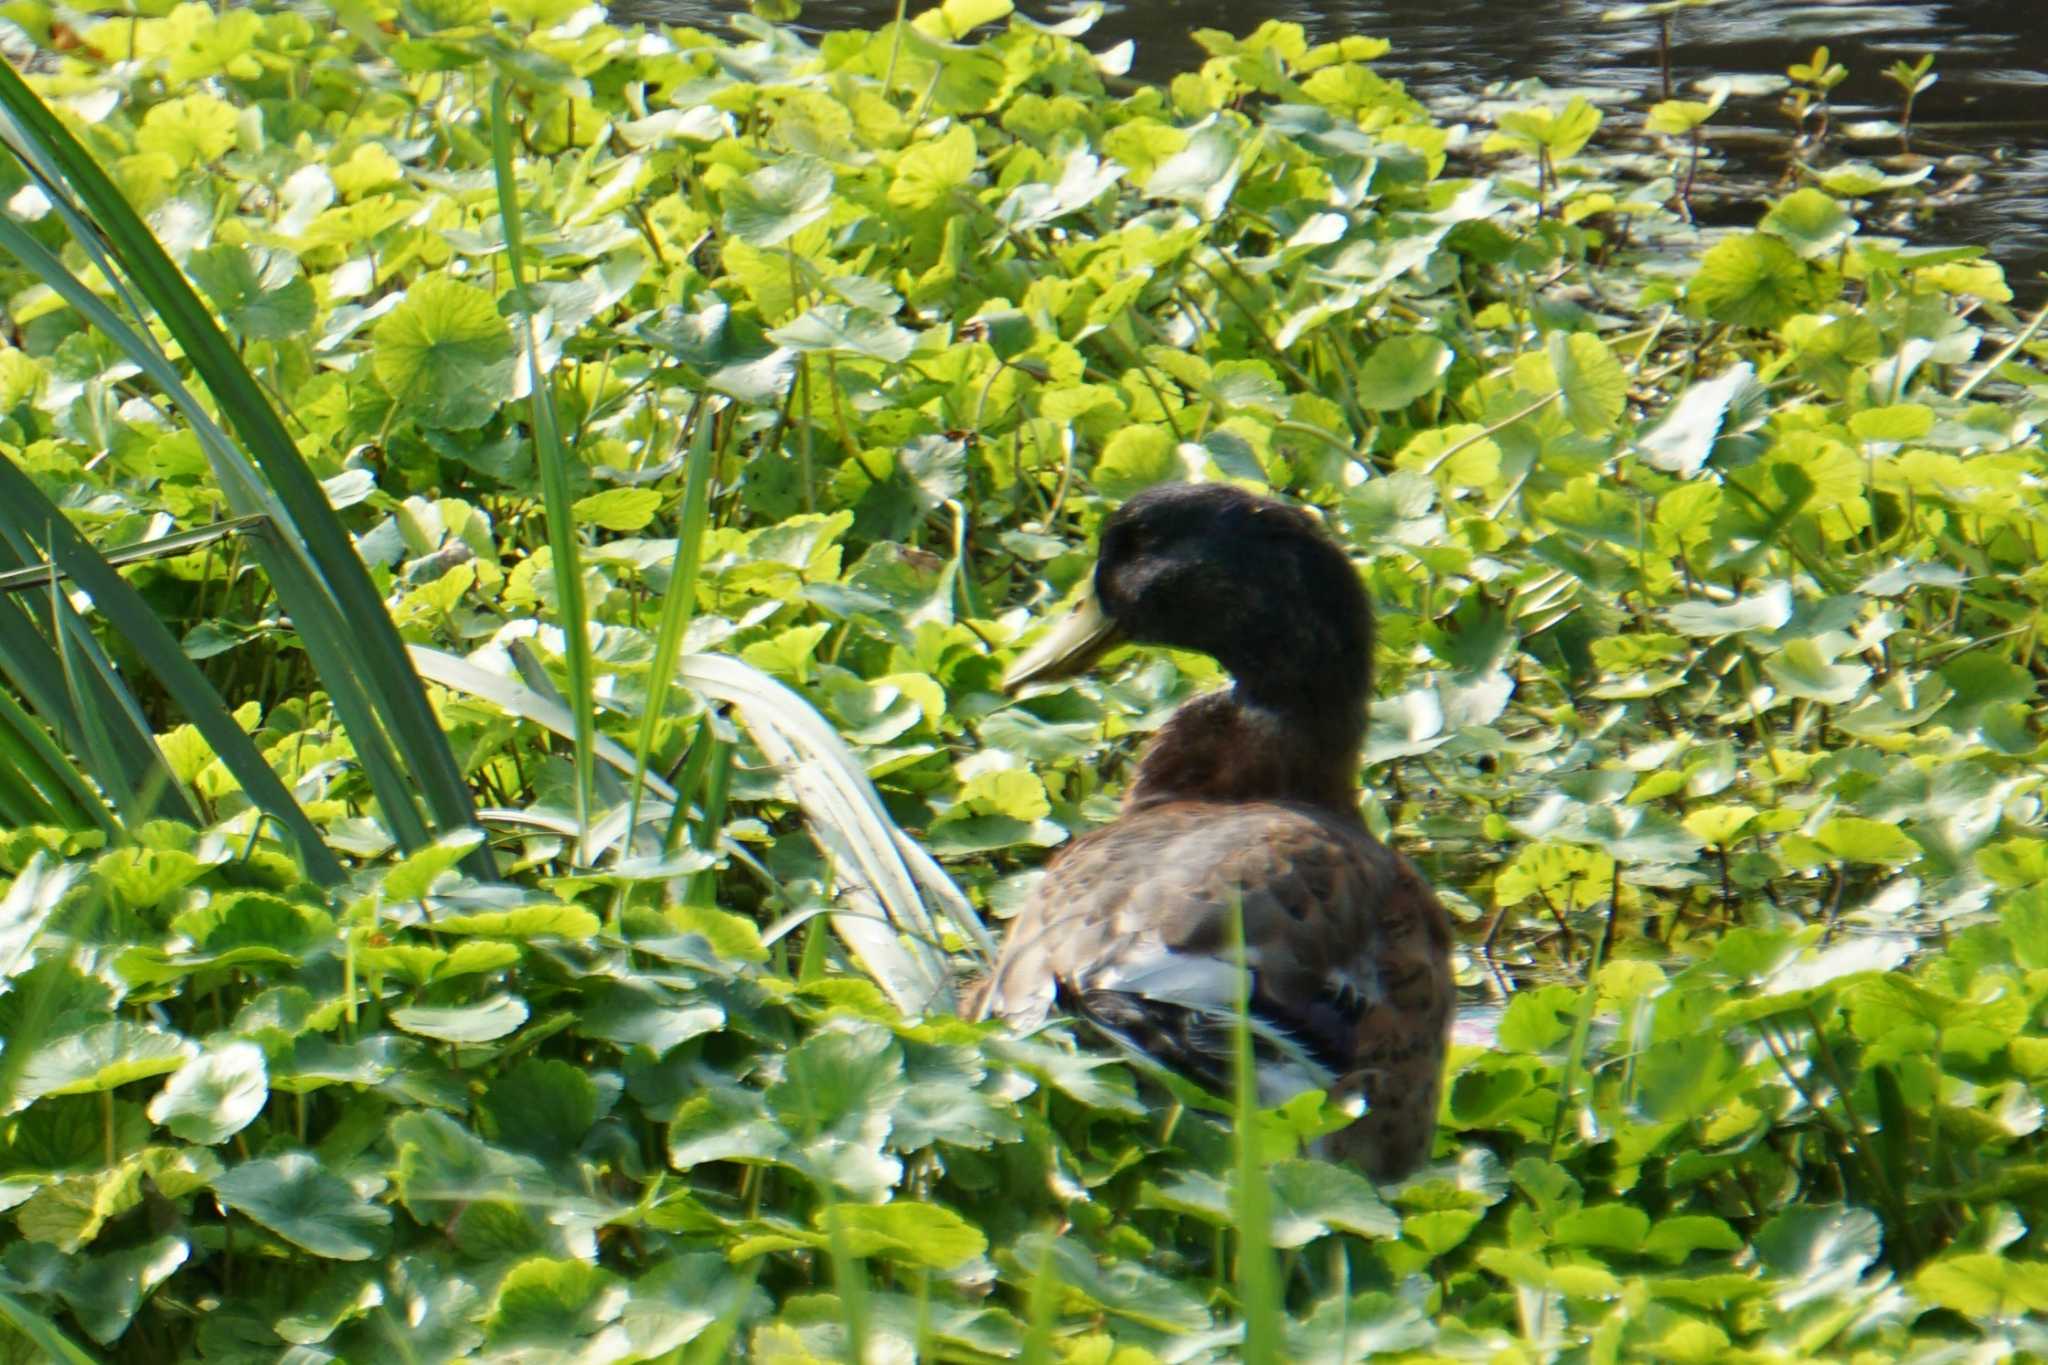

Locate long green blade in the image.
[0,1289,101,1365]
[0,461,344,881]
[0,544,192,826]
[491,73,596,855]
[0,676,112,833]
[0,173,431,857]
[624,407,715,864]
[0,59,492,878]
[0,516,268,594]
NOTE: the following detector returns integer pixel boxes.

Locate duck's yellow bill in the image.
[1002,584,1126,691]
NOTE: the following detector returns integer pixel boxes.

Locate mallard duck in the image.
[968,482,1454,1180]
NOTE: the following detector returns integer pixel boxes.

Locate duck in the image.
[967,482,1454,1181]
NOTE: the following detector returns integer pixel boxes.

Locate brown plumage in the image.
[967,483,1454,1180]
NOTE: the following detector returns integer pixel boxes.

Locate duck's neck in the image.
[1125,684,1367,814]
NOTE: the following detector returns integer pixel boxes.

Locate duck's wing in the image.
[968,801,1454,1180]
[1319,846,1457,1180]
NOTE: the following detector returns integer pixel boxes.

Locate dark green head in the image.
[1008,483,1374,722]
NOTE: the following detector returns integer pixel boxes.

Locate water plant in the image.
[1645,80,1727,218]
[1784,44,1851,156]
[1883,53,1938,145]
[1596,0,1739,102]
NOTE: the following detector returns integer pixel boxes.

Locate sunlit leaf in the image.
[1354,335,1452,411]
[1914,1254,2048,1319]
[724,155,834,247]
[1762,638,1870,705]
[1687,232,1822,329]
[1550,332,1625,435]
[1661,583,1793,637]
[17,1023,195,1104]
[1637,363,1756,475]
[391,993,529,1044]
[147,1042,267,1144]
[1761,188,1857,259]
[213,1153,391,1260]
[888,125,977,211]
[814,1202,987,1269]
[371,274,516,430]
[768,304,916,362]
[487,1257,623,1352]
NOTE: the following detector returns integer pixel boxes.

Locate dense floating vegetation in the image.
[0,0,2043,1358]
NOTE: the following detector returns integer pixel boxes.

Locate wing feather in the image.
[971,800,1454,1179]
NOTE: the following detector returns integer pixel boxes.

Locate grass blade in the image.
[0,1289,100,1365]
[679,652,993,961]
[0,540,192,826]
[0,217,431,850]
[1229,895,1282,1364]
[675,653,963,1013]
[0,685,103,831]
[491,74,595,855]
[0,61,491,877]
[0,586,182,827]
[625,407,716,868]
[0,462,344,881]
[0,515,267,594]
[1019,1240,1062,1365]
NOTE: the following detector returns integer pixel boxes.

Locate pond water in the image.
[614,0,2048,305]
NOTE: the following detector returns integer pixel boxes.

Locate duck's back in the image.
[970,800,1453,1179]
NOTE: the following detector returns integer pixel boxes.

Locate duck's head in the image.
[1006,483,1373,716]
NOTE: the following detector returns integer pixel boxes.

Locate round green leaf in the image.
[1914,1254,2048,1319]
[147,1041,268,1144]
[371,274,516,430]
[213,1153,391,1261]
[722,155,834,248]
[1553,1203,1653,1251]
[1814,817,1920,865]
[767,304,916,362]
[1643,1215,1744,1264]
[1846,403,1934,443]
[814,1202,987,1269]
[1760,187,1858,260]
[480,1058,602,1159]
[571,488,663,533]
[1355,335,1453,411]
[63,1235,190,1344]
[488,1256,621,1351]
[1266,1160,1400,1245]
[1144,124,1243,217]
[17,1022,195,1103]
[391,993,528,1044]
[1683,803,1756,847]
[1551,332,1626,435]
[1687,232,1821,330]
[888,125,977,211]
[429,904,601,940]
[188,245,316,341]
[1093,425,1178,499]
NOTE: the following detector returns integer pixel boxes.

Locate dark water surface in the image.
[616,0,2048,303]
